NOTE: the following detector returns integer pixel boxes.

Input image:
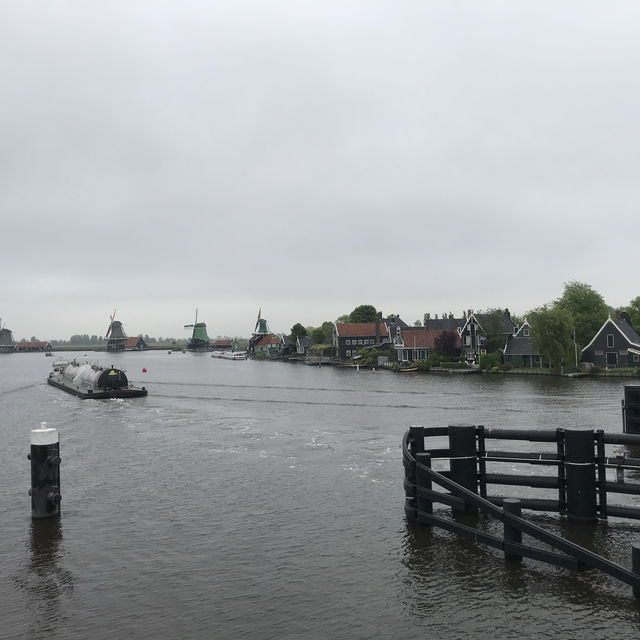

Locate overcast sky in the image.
[2,2,639,340]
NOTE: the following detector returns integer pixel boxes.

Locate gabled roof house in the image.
[459,309,517,364]
[581,311,640,368]
[503,320,545,368]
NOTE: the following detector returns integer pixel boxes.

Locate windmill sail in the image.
[106,310,127,352]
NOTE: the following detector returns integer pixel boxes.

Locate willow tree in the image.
[529,305,575,369]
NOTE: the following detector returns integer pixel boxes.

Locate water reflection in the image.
[14,518,73,637]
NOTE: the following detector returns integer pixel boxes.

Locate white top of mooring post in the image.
[31,421,58,445]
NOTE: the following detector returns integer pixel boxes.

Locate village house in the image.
[502,320,545,368]
[123,336,149,351]
[458,309,517,364]
[392,326,462,362]
[581,311,640,368]
[250,333,284,357]
[333,318,389,360]
[211,339,233,351]
[15,340,51,352]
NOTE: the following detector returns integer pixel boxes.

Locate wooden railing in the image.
[402,425,640,596]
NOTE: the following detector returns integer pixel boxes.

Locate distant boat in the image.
[222,351,248,360]
[212,350,247,360]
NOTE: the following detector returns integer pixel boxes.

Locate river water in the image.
[2,352,640,639]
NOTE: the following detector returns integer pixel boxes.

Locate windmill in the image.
[253,308,270,335]
[106,309,127,352]
[184,308,210,351]
[0,317,17,353]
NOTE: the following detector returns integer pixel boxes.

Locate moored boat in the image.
[222,351,248,360]
[47,360,147,399]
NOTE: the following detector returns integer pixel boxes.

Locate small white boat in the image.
[222,351,248,360]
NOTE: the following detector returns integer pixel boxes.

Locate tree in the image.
[320,321,334,343]
[336,314,350,323]
[434,330,459,357]
[413,319,423,327]
[290,323,308,343]
[349,304,377,323]
[310,328,325,344]
[529,305,575,369]
[555,281,609,349]
[477,308,508,352]
[625,296,640,329]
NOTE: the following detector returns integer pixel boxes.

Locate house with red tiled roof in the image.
[392,326,462,362]
[250,333,284,357]
[333,319,390,360]
[15,340,51,352]
[211,339,233,351]
[123,336,149,351]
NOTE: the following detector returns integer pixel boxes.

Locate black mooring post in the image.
[416,452,433,526]
[448,424,478,514]
[28,422,61,519]
[556,428,567,515]
[503,499,522,563]
[409,426,425,457]
[564,429,596,522]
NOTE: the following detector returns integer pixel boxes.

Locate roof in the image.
[399,328,461,349]
[467,311,517,335]
[15,341,50,348]
[503,336,538,357]
[212,339,232,348]
[612,317,640,345]
[582,316,640,352]
[425,317,464,331]
[254,333,282,346]
[123,337,146,348]
[335,322,389,337]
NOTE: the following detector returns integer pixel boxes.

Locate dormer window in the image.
[523,328,530,337]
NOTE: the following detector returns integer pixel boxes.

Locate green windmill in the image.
[184,308,210,352]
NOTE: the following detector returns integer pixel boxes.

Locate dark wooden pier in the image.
[402,424,640,596]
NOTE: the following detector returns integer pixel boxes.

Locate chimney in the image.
[424,313,430,330]
[375,311,381,343]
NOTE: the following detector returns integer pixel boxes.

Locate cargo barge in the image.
[47,360,148,399]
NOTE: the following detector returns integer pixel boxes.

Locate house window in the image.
[595,349,603,356]
[346,350,351,357]
[523,328,530,337]
[358,339,363,345]
[607,334,614,348]
[634,355,639,362]
[620,349,628,356]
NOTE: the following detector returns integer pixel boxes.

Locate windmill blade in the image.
[106,308,116,337]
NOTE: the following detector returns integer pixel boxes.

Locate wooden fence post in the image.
[564,430,597,522]
[448,424,478,514]
[416,452,433,526]
[503,499,522,563]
